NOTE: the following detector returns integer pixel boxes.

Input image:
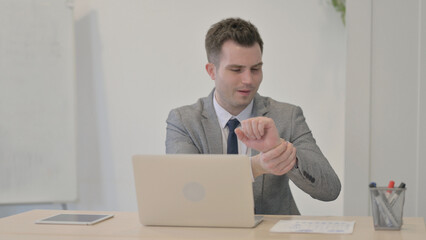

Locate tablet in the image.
[35,213,114,225]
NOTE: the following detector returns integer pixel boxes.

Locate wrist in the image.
[264,138,284,153]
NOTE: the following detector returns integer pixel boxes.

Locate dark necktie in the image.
[226,118,240,154]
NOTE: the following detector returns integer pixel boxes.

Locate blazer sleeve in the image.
[166,108,200,154]
[285,106,341,201]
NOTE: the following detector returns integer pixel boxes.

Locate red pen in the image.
[386,180,395,198]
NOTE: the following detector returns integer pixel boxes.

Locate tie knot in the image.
[226,118,240,132]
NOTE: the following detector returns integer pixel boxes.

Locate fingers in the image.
[251,118,265,139]
[234,128,247,142]
[242,120,255,139]
[235,116,281,153]
[240,117,270,140]
[260,141,297,176]
[274,147,297,175]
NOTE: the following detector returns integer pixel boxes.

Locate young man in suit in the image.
[166,18,341,214]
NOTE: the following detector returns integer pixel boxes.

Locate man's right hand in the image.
[234,117,281,152]
[235,117,297,177]
[251,140,297,177]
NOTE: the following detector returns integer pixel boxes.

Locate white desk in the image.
[0,210,425,239]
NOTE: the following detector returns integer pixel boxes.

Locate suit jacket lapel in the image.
[252,93,269,117]
[201,90,223,154]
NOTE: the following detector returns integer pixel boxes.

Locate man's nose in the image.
[241,70,253,85]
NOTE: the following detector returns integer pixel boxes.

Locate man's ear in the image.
[205,63,216,80]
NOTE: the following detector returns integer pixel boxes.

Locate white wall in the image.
[344,0,426,220]
[70,0,346,215]
[0,0,346,217]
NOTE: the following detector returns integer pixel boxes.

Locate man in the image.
[166,18,341,215]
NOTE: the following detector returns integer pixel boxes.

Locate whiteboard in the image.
[0,0,77,204]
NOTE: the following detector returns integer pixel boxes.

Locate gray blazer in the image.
[166,90,341,215]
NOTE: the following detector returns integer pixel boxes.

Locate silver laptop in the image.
[132,154,263,228]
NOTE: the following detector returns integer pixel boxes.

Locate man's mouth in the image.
[237,89,251,96]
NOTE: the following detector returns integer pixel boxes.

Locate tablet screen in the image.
[36,214,114,225]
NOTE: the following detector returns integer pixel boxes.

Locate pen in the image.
[388,182,406,207]
[387,180,395,189]
[386,180,395,198]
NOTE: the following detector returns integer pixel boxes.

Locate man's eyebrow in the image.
[226,64,244,69]
[226,62,263,69]
[251,62,263,68]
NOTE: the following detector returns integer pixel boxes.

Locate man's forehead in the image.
[219,43,262,65]
[220,41,261,54]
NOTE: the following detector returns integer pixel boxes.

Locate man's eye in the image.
[251,68,260,72]
[231,69,241,72]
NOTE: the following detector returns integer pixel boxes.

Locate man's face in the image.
[206,40,263,116]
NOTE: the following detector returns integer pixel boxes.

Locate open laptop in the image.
[132,154,263,228]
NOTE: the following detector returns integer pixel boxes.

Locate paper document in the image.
[270,220,355,234]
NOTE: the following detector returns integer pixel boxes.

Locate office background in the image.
[69,0,345,216]
[0,0,424,221]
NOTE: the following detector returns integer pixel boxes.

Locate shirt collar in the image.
[213,90,254,129]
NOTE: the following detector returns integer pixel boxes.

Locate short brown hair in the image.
[205,18,263,65]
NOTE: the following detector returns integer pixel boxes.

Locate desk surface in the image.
[0,210,425,240]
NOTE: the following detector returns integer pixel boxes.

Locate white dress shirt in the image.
[213,91,254,155]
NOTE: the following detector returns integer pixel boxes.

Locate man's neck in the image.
[213,91,254,121]
[214,93,245,116]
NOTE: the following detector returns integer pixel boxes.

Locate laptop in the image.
[132,154,263,228]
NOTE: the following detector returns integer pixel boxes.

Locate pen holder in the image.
[369,187,406,230]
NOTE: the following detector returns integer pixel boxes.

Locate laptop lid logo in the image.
[182,182,205,202]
